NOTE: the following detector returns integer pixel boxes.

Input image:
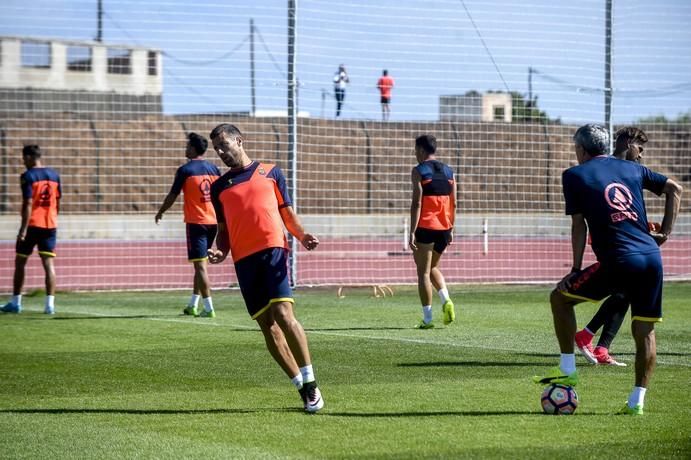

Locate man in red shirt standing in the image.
[377,69,395,121]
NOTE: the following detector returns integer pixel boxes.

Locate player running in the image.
[155,133,220,318]
[409,134,457,329]
[574,127,651,366]
[533,124,682,415]
[207,123,324,413]
[2,145,61,315]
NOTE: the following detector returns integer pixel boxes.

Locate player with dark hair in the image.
[207,123,324,413]
[534,124,682,415]
[409,134,456,329]
[2,145,61,314]
[156,132,220,317]
[574,126,651,366]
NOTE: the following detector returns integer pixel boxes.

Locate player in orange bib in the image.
[156,133,221,317]
[2,145,61,315]
[409,134,457,329]
[207,123,324,413]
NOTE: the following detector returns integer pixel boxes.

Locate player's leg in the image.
[255,307,301,379]
[413,240,435,328]
[2,255,29,313]
[592,294,629,366]
[619,253,662,415]
[534,264,609,385]
[271,301,324,413]
[36,228,57,314]
[197,225,218,317]
[39,255,56,314]
[430,230,454,325]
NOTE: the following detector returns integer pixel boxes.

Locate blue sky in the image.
[1,0,690,123]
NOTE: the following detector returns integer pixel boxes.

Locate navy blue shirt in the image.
[562,156,667,264]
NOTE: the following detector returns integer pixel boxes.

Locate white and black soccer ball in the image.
[541,384,578,415]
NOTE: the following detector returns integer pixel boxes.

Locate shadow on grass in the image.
[324,410,599,417]
[398,361,540,367]
[0,408,600,417]
[0,407,300,415]
[24,315,170,320]
[517,351,690,358]
[305,327,411,331]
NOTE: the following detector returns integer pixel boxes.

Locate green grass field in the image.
[1,283,690,459]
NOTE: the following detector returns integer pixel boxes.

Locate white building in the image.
[439,91,512,122]
[0,36,162,114]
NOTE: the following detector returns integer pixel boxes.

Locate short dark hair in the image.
[210,123,243,140]
[383,69,388,76]
[22,145,42,158]
[415,134,437,156]
[187,132,208,156]
[573,124,609,156]
[615,127,648,146]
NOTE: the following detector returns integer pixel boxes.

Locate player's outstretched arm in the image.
[279,206,319,251]
[653,178,683,246]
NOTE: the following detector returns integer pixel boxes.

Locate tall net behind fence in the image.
[0,0,689,291]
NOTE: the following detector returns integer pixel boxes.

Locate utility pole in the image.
[287,0,298,285]
[250,18,256,116]
[604,0,613,151]
[528,66,534,106]
[96,0,103,42]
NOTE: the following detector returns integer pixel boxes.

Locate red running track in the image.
[1,237,689,291]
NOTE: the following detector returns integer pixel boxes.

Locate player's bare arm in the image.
[208,223,230,264]
[279,206,319,250]
[557,213,587,291]
[652,178,683,246]
[155,192,179,224]
[17,198,31,241]
[448,175,457,245]
[409,168,423,251]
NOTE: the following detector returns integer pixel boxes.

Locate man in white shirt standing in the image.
[333,64,349,117]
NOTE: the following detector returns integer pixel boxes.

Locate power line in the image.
[161,37,249,66]
[254,25,287,78]
[458,0,511,93]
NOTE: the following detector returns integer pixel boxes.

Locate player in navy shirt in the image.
[533,124,682,415]
[575,127,652,366]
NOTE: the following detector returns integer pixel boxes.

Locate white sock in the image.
[300,364,315,384]
[12,294,22,306]
[291,374,303,390]
[45,295,55,309]
[422,305,433,323]
[438,288,450,303]
[189,294,201,307]
[628,386,646,408]
[202,297,214,312]
[560,353,576,375]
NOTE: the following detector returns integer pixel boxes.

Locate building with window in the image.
[439,91,512,122]
[0,36,162,115]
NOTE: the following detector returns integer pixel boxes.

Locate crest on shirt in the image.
[605,182,638,223]
[258,166,266,175]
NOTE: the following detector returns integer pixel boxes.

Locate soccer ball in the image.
[541,384,578,415]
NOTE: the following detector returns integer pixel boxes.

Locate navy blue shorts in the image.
[562,253,663,322]
[234,247,293,320]
[16,226,57,258]
[186,224,217,261]
[415,227,452,254]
